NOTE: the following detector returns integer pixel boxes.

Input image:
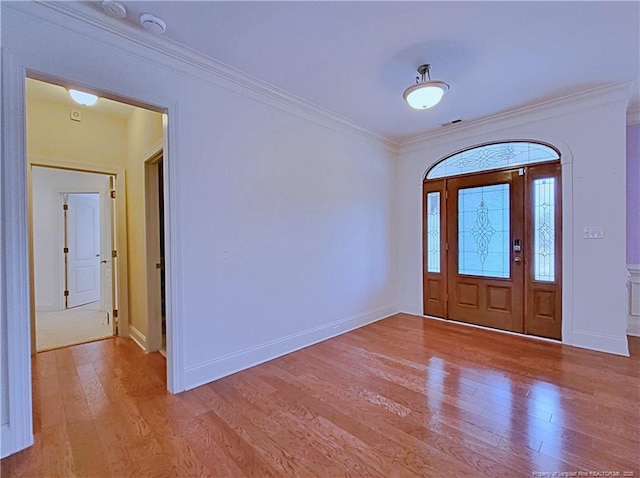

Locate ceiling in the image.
[85,1,638,141]
[27,77,139,120]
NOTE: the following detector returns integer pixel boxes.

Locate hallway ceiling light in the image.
[68,89,99,106]
[403,64,449,110]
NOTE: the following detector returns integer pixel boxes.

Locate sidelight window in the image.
[533,177,556,282]
[426,192,441,273]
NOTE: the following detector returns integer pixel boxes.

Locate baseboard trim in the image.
[1,424,11,459]
[436,316,630,357]
[627,317,640,337]
[128,325,148,352]
[398,303,422,316]
[184,304,400,390]
[566,330,630,357]
[1,423,33,459]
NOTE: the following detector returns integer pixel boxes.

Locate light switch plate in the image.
[583,227,605,239]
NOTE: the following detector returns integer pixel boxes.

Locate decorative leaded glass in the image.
[426,192,440,273]
[458,184,510,278]
[533,178,555,282]
[427,142,559,179]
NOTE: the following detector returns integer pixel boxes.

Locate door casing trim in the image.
[1,49,184,459]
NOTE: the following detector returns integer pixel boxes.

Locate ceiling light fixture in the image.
[69,89,99,106]
[403,64,449,110]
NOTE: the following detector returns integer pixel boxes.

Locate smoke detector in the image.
[140,13,167,35]
[101,1,127,19]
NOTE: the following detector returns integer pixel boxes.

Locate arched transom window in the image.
[426,141,560,180]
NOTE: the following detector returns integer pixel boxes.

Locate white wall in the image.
[0,296,6,428]
[181,113,397,385]
[1,0,399,425]
[397,88,630,356]
[31,167,110,312]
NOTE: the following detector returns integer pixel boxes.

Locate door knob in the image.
[514,256,522,263]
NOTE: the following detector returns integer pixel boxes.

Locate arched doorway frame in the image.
[421,139,565,339]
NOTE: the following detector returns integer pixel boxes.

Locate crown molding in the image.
[7,1,398,152]
[6,2,633,155]
[400,82,632,154]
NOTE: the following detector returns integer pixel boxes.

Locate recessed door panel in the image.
[426,279,442,301]
[456,282,480,308]
[487,286,512,312]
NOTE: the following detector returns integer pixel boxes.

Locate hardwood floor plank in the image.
[2,316,638,477]
[65,418,111,477]
[198,409,283,477]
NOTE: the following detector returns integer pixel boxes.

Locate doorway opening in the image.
[26,76,170,372]
[423,141,563,340]
[31,167,117,352]
[145,151,167,355]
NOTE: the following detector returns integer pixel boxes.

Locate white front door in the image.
[66,193,101,308]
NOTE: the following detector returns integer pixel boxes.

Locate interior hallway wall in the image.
[125,108,164,346]
[26,94,128,167]
[31,167,110,312]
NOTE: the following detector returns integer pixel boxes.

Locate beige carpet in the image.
[36,301,113,352]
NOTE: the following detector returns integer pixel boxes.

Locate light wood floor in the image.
[2,313,639,477]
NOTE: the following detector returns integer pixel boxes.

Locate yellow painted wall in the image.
[26,96,128,167]
[125,108,163,342]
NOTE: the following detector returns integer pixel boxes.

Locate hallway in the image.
[36,302,112,352]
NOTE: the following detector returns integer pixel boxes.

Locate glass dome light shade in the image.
[403,81,449,109]
[69,89,98,106]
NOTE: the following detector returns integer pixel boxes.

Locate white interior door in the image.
[66,193,101,308]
